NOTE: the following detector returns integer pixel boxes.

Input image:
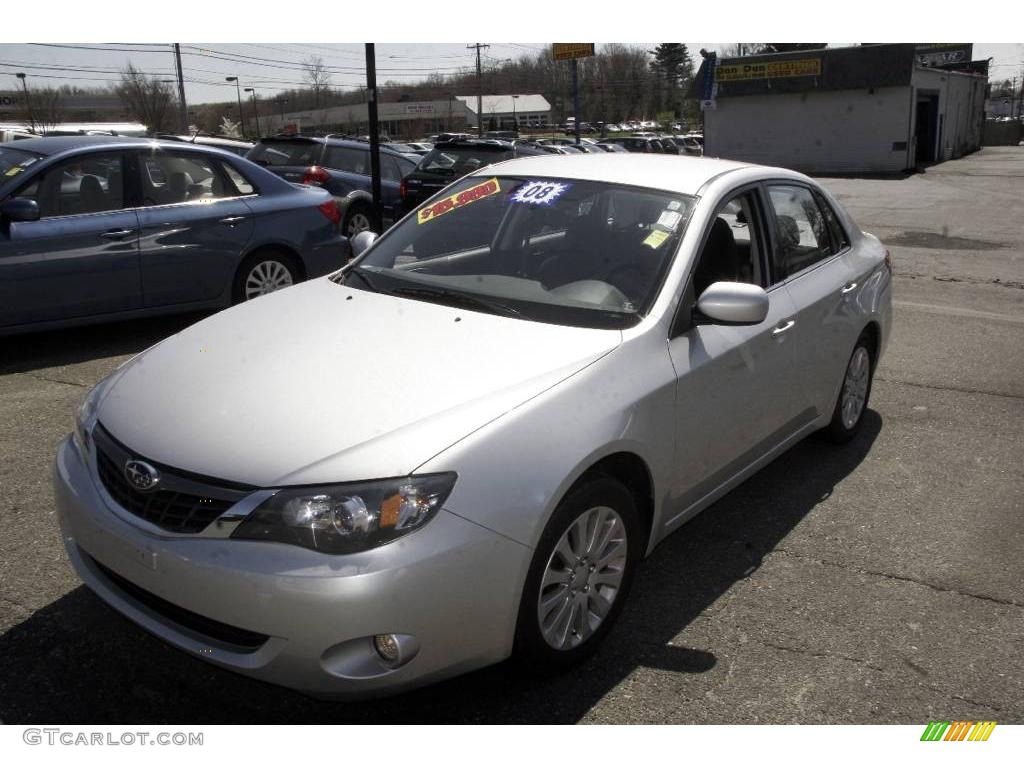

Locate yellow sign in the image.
[717,58,822,82]
[552,43,595,61]
[417,178,501,225]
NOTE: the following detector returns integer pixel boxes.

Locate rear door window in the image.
[138,150,234,206]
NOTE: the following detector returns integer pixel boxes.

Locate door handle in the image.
[841,281,858,294]
[772,320,796,336]
[100,229,135,240]
[219,216,246,226]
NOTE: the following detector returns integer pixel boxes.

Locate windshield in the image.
[417,146,512,175]
[247,140,321,167]
[0,146,43,182]
[340,175,695,329]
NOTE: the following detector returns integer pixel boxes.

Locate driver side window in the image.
[691,191,765,298]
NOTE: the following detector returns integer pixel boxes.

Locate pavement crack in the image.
[875,376,1024,402]
[19,372,88,389]
[771,548,1024,609]
[752,637,886,672]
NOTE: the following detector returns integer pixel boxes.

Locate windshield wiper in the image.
[390,285,521,318]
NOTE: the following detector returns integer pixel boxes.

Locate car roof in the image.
[6,134,156,155]
[468,153,764,196]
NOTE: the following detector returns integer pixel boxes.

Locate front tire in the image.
[825,332,875,443]
[514,476,641,668]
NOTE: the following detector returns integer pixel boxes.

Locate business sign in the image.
[552,44,595,61]
[700,52,717,111]
[0,94,21,107]
[915,43,972,68]
[404,104,435,114]
[717,58,822,82]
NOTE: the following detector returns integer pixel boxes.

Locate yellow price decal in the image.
[643,230,670,249]
[417,177,501,225]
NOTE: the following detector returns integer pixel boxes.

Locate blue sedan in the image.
[0,136,347,335]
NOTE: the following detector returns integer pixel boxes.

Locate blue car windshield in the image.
[345,175,695,329]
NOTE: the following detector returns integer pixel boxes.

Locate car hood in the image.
[97,278,620,487]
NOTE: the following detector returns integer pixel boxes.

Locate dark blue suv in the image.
[247,136,419,237]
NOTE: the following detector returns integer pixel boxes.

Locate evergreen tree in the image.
[649,44,695,119]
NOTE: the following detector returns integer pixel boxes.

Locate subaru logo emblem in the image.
[124,460,160,492]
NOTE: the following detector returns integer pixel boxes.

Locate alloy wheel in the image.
[244,260,294,300]
[841,346,871,429]
[346,211,372,237]
[537,505,628,651]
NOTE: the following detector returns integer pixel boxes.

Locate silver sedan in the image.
[54,154,892,698]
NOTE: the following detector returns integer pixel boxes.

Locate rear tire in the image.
[343,204,373,238]
[232,250,301,304]
[513,476,641,669]
[825,332,875,443]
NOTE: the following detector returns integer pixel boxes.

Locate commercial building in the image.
[268,99,473,138]
[693,44,987,174]
[455,94,552,129]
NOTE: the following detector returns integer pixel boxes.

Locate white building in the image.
[455,94,552,129]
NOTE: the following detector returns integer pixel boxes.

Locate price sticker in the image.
[417,177,501,225]
[510,180,571,206]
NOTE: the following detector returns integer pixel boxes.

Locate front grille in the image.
[93,425,253,535]
[88,554,270,651]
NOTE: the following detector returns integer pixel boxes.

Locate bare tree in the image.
[304,56,332,109]
[115,63,174,133]
[20,87,64,133]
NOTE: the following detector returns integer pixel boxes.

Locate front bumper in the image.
[53,435,530,698]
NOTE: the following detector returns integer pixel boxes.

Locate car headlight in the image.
[231,473,457,554]
[73,383,104,460]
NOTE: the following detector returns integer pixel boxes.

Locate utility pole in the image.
[173,43,188,134]
[572,59,581,145]
[365,43,382,233]
[15,73,35,133]
[226,77,245,138]
[467,43,489,136]
[245,88,261,136]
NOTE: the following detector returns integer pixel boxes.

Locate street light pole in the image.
[512,94,518,133]
[225,77,246,138]
[245,88,261,137]
[15,73,36,134]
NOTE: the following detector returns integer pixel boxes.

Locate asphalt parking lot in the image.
[0,147,1021,725]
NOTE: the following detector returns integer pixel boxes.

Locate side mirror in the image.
[0,198,40,223]
[350,230,378,259]
[696,282,770,326]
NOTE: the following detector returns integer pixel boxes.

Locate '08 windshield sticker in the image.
[510,180,571,206]
[417,177,501,225]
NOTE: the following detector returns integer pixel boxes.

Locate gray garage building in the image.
[693,44,987,174]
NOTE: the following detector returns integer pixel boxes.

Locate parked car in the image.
[674,135,704,155]
[654,137,680,155]
[595,142,628,153]
[55,153,891,698]
[155,134,255,157]
[397,138,544,216]
[404,142,433,155]
[0,136,346,335]
[1,127,36,143]
[606,136,665,153]
[246,135,418,237]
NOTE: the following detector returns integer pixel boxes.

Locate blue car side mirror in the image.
[0,198,41,223]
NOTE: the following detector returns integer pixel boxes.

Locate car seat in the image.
[693,217,742,296]
[77,175,107,214]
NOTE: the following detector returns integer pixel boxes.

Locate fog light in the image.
[374,634,401,664]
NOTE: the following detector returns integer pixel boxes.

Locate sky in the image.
[1,43,1022,106]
